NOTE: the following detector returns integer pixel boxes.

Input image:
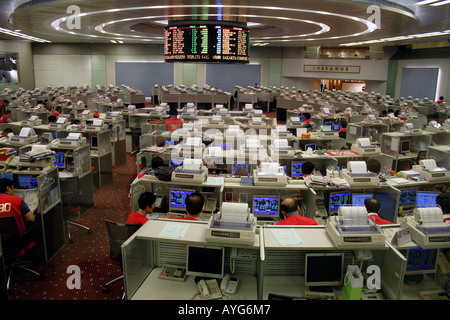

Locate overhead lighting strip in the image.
[0,27,51,43]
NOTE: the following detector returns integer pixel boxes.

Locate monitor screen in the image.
[329,191,350,212]
[186,245,225,279]
[399,189,417,207]
[253,196,279,217]
[281,164,287,175]
[170,189,195,209]
[291,162,305,177]
[17,174,33,189]
[406,248,438,275]
[170,160,183,168]
[29,179,38,189]
[3,173,13,181]
[321,124,332,132]
[400,140,410,153]
[352,193,374,207]
[416,192,440,208]
[91,136,98,148]
[232,163,251,176]
[305,253,344,287]
[300,116,306,122]
[54,153,66,168]
[333,123,340,131]
[305,144,316,151]
[165,140,175,147]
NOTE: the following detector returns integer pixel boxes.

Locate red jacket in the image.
[172,216,199,221]
[0,114,10,123]
[165,118,183,131]
[368,213,393,225]
[126,211,148,225]
[0,193,27,235]
[276,214,318,226]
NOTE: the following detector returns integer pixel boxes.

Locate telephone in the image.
[203,197,217,213]
[220,274,239,294]
[198,279,222,300]
[155,195,164,208]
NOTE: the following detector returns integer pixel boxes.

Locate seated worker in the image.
[165,107,183,131]
[0,178,36,235]
[126,192,156,225]
[303,113,311,124]
[0,110,12,123]
[172,192,205,221]
[1,128,13,138]
[436,193,450,215]
[366,158,381,174]
[52,106,62,118]
[364,198,393,225]
[338,119,347,139]
[154,135,166,148]
[301,161,315,177]
[48,115,57,123]
[276,197,318,226]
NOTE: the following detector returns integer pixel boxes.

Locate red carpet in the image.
[8,154,137,300]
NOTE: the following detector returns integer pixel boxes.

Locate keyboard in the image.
[174,168,204,175]
[158,265,187,281]
[304,291,336,300]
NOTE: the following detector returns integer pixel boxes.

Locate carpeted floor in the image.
[7,154,138,300]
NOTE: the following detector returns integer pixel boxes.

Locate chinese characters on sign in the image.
[304,65,361,73]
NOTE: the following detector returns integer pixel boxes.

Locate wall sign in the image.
[304,65,360,73]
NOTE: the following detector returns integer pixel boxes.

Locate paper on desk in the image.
[206,176,224,185]
[271,228,304,246]
[391,137,399,152]
[389,177,410,184]
[145,212,161,220]
[68,132,81,139]
[56,117,66,124]
[93,119,103,126]
[159,222,189,239]
[19,128,32,137]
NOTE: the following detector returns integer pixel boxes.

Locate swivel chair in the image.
[101,219,141,299]
[0,216,43,293]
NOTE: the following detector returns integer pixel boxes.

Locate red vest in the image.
[165,118,183,131]
[368,213,393,225]
[126,211,148,226]
[172,216,199,221]
[0,193,26,235]
[0,114,9,123]
[276,214,318,226]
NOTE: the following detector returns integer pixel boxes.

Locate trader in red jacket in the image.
[276,197,318,226]
[364,198,393,225]
[126,192,156,225]
[172,192,205,221]
[165,107,183,131]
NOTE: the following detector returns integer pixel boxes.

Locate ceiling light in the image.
[0,27,50,43]
[416,0,440,5]
[430,0,450,5]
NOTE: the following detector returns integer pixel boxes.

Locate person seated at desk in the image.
[1,128,13,138]
[172,192,205,221]
[126,192,156,225]
[0,178,36,233]
[436,193,450,217]
[364,198,392,225]
[301,161,315,177]
[52,106,62,118]
[367,158,381,174]
[338,119,347,139]
[165,107,183,132]
[276,198,318,226]
[303,113,311,124]
[0,110,12,123]
[154,135,166,148]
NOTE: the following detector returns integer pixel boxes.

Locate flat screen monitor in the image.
[400,140,410,153]
[54,153,66,168]
[329,191,350,213]
[17,174,33,189]
[253,195,279,218]
[352,193,374,207]
[169,189,195,210]
[170,160,183,168]
[300,116,306,122]
[399,189,417,207]
[321,124,332,132]
[291,162,305,177]
[232,163,251,176]
[406,248,438,275]
[333,123,340,131]
[305,253,344,288]
[29,179,38,189]
[165,140,175,147]
[416,191,440,208]
[305,143,316,151]
[186,245,225,279]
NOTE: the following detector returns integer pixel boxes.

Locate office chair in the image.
[0,216,43,293]
[101,219,141,299]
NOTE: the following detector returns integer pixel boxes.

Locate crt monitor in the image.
[291,162,305,177]
[305,143,316,151]
[186,245,225,279]
[253,195,279,218]
[305,253,344,289]
[352,193,374,207]
[321,124,332,132]
[400,140,410,153]
[399,189,417,207]
[416,191,440,208]
[54,152,66,168]
[170,160,183,168]
[169,189,195,211]
[333,123,340,131]
[17,174,33,189]
[329,191,350,213]
[406,248,438,275]
[232,163,251,176]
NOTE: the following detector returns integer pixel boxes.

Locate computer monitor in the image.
[305,143,316,151]
[169,189,195,211]
[333,123,340,131]
[321,124,332,132]
[232,163,251,176]
[165,139,175,147]
[305,253,344,289]
[253,195,279,218]
[281,164,287,175]
[2,173,13,181]
[91,136,98,148]
[291,162,305,177]
[416,191,440,208]
[352,193,374,207]
[17,174,33,189]
[186,245,225,279]
[406,248,438,275]
[170,160,183,168]
[400,140,410,153]
[399,189,417,207]
[54,153,66,168]
[329,191,350,213]
[300,115,306,122]
[29,178,38,189]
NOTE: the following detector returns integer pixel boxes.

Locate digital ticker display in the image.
[164,23,250,63]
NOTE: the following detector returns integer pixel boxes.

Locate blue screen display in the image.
[253,196,279,216]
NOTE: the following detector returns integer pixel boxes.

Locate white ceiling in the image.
[0,0,449,47]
